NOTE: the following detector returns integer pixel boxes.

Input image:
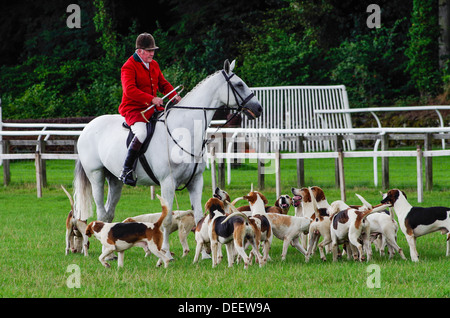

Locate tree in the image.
[405,0,442,97]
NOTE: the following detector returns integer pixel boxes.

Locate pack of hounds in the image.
[62,185,450,268]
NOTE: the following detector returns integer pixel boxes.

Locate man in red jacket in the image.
[118,33,181,186]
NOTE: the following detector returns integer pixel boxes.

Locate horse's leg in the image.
[105,171,124,221]
[187,173,204,225]
[160,177,175,260]
[88,169,109,222]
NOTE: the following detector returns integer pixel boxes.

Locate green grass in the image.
[0,159,449,298]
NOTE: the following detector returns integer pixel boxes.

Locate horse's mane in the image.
[182,70,221,100]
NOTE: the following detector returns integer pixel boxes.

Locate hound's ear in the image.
[85,223,93,237]
[274,198,280,207]
[224,59,230,74]
[260,193,269,205]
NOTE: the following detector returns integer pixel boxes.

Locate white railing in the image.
[314,105,450,149]
[1,97,449,200]
[242,85,355,152]
[207,147,450,203]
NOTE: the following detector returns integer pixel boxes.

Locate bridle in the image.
[221,70,255,114]
[164,70,256,113]
[154,70,257,191]
[160,70,257,159]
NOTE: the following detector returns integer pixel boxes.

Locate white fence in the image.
[1,95,450,201]
[241,85,355,152]
[208,146,450,203]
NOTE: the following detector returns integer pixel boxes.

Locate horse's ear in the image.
[230,59,236,72]
[224,59,230,74]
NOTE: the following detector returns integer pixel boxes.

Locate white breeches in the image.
[131,122,147,143]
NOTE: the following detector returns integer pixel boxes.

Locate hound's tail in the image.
[361,204,392,220]
[355,193,373,210]
[61,185,74,212]
[73,160,93,221]
[231,196,245,206]
[174,210,194,220]
[155,194,168,228]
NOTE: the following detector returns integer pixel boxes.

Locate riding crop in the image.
[141,85,184,122]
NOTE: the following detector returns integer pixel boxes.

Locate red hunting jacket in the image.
[119,52,177,125]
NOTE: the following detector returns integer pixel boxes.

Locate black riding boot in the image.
[119,136,142,186]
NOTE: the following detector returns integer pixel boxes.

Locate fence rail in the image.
[1,102,449,200]
[2,131,448,203]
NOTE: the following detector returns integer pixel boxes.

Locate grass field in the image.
[0,157,449,298]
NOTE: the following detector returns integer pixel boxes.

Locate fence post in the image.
[416,145,423,203]
[334,135,343,188]
[337,148,346,202]
[217,133,226,189]
[210,146,217,193]
[3,140,10,185]
[258,135,266,190]
[35,151,43,198]
[381,134,389,190]
[37,139,47,187]
[424,133,433,191]
[275,150,281,198]
[296,135,305,188]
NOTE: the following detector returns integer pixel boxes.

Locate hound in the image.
[291,186,331,251]
[355,193,406,259]
[235,194,292,214]
[241,191,273,264]
[123,209,194,257]
[85,194,171,268]
[192,187,232,264]
[329,200,390,262]
[207,198,262,269]
[304,187,332,262]
[264,213,310,260]
[381,189,450,262]
[62,185,89,256]
[213,187,235,214]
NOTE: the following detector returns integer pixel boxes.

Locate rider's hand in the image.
[152,97,164,107]
[174,95,182,104]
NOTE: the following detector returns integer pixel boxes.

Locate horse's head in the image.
[220,59,262,120]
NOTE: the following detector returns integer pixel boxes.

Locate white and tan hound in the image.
[235,193,292,214]
[123,209,194,257]
[85,194,171,268]
[62,185,89,256]
[329,200,390,262]
[241,191,273,264]
[355,193,406,260]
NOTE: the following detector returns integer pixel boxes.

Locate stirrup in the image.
[119,169,137,187]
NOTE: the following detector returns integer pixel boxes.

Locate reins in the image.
[158,70,255,196]
[158,70,255,159]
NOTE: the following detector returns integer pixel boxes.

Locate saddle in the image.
[122,117,160,185]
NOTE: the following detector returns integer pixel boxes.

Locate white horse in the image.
[73,59,262,257]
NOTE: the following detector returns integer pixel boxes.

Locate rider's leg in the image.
[119,121,146,186]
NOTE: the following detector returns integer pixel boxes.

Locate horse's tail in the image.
[73,160,93,221]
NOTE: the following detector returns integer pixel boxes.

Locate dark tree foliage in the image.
[0,0,447,119]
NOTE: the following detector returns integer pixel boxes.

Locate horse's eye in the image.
[236,82,244,88]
